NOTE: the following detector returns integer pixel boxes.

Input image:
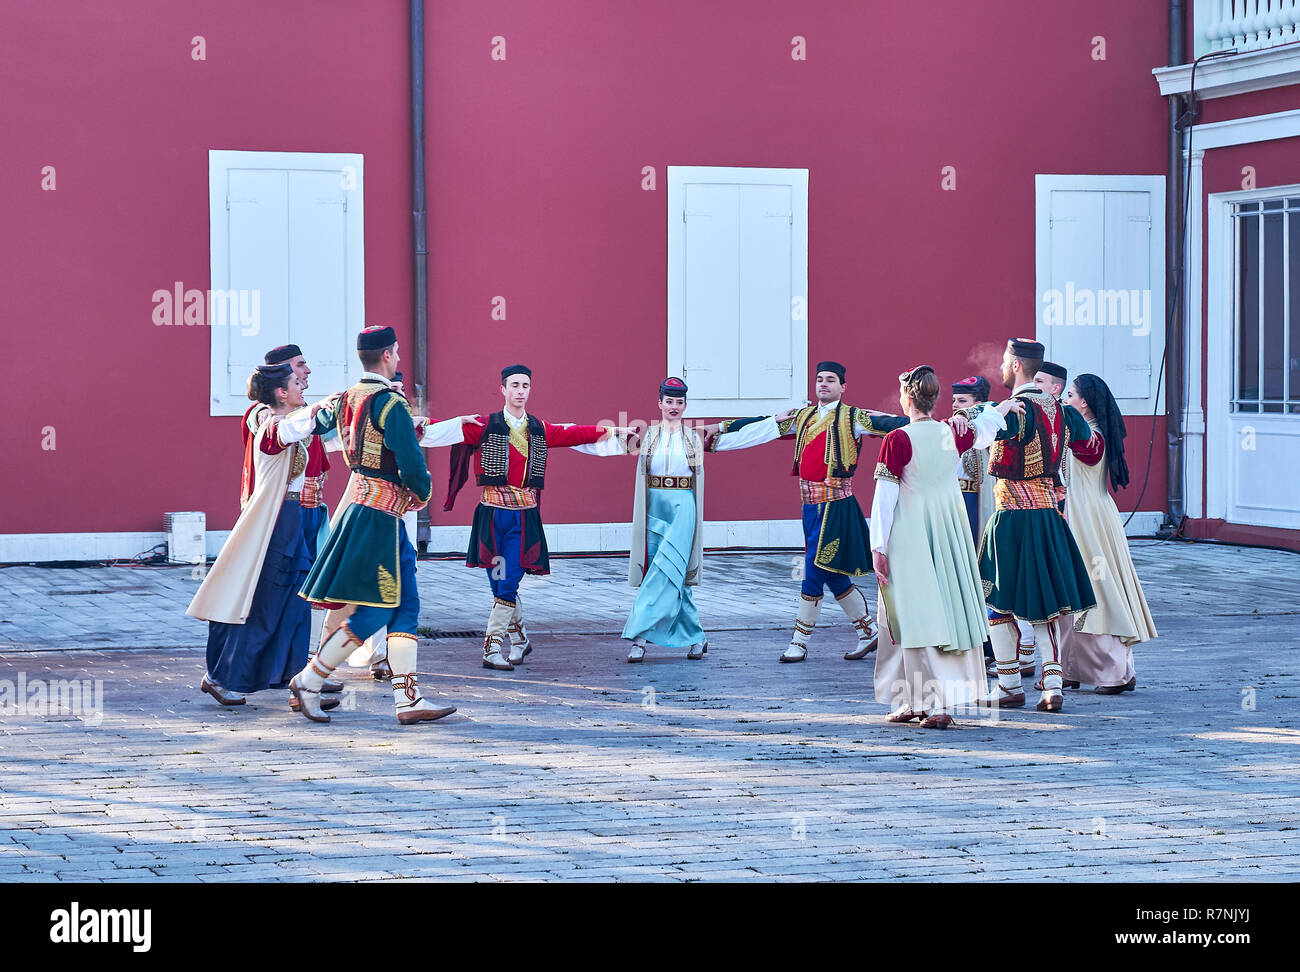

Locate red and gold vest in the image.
[989,389,1065,481]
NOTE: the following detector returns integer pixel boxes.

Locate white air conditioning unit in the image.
[164,512,206,565]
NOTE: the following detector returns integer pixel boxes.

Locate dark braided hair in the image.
[1073,374,1129,491]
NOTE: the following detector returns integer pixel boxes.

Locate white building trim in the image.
[1153,44,1300,99]
[0,515,1168,564]
[1182,108,1300,151]
[1182,109,1300,523]
[1205,180,1300,528]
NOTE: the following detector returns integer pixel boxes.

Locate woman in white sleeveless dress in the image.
[869,366,1019,728]
[1059,374,1157,693]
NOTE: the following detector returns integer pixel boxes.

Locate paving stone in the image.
[0,545,1296,880]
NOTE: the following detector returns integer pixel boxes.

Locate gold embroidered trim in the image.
[377,565,398,603]
[835,406,860,471]
[874,461,899,484]
[508,419,530,464]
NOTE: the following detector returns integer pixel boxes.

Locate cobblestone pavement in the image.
[1,542,1298,881]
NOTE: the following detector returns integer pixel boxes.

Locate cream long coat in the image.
[1065,429,1158,645]
[628,425,705,588]
[186,415,302,625]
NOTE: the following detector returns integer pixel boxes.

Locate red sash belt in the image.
[800,477,854,504]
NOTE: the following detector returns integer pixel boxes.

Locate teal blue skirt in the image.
[621,488,703,648]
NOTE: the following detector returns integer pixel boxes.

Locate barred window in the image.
[1233,196,1300,413]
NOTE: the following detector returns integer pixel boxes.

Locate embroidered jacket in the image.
[444,411,610,509]
[712,402,908,482]
[971,385,1097,483]
[314,378,431,504]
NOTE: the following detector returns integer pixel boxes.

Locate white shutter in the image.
[1102,191,1155,399]
[683,184,741,399]
[668,167,808,415]
[225,170,290,397]
[1036,176,1165,415]
[209,151,365,416]
[288,170,350,394]
[739,184,794,400]
[1045,189,1105,382]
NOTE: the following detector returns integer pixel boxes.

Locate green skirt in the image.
[978,508,1097,624]
[299,504,402,609]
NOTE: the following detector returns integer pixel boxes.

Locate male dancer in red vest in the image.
[706,361,941,663]
[444,365,629,671]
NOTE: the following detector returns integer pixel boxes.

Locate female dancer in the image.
[1058,374,1157,693]
[623,378,708,662]
[190,364,339,710]
[869,366,1019,728]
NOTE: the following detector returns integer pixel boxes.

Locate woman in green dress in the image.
[869,366,1019,728]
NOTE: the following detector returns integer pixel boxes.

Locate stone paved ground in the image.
[1,542,1298,881]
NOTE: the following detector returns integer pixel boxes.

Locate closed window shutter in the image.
[1045,189,1106,383]
[287,170,350,394]
[739,185,795,400]
[209,151,364,416]
[684,184,741,399]
[1102,191,1156,399]
[1037,176,1164,414]
[225,170,290,397]
[670,167,807,414]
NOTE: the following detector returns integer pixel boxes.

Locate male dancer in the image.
[971,339,1100,712]
[1034,361,1071,511]
[951,375,1038,676]
[290,326,469,725]
[706,361,942,663]
[443,365,627,671]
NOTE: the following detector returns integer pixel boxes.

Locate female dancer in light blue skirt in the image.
[622,378,707,662]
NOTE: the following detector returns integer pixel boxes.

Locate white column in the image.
[1183,147,1207,520]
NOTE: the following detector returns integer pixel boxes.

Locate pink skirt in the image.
[1060,627,1135,687]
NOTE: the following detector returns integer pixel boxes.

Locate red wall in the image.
[3,0,1171,536]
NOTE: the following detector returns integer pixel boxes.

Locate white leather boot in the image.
[388,633,456,724]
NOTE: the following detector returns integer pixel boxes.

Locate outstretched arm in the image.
[547,422,631,456]
[852,411,910,438]
[379,395,432,507]
[709,415,789,452]
[417,414,483,449]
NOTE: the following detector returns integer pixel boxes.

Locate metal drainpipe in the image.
[411,0,431,551]
[1164,0,1187,534]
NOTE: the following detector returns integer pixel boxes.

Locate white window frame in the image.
[1206,179,1300,528]
[1034,174,1167,416]
[1224,193,1298,412]
[667,165,808,416]
[207,149,365,416]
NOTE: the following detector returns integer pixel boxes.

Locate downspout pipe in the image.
[1163,0,1187,534]
[411,0,431,550]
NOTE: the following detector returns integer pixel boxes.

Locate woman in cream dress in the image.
[1059,374,1157,693]
[869,366,1018,728]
